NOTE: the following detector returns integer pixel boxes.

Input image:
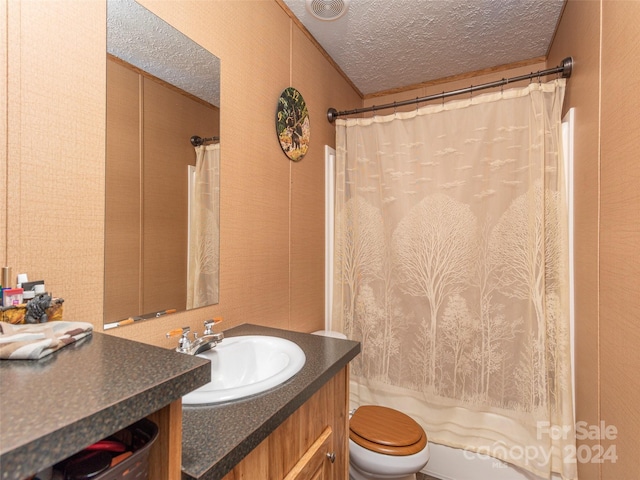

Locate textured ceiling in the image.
[107,0,220,107]
[107,0,564,104]
[282,0,565,96]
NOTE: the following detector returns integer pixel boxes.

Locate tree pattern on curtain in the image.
[333,80,576,479]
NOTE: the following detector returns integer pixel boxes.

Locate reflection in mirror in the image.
[105,0,220,328]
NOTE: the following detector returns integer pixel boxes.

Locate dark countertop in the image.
[181,324,360,480]
[0,331,210,480]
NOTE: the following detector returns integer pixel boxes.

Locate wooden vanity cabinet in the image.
[222,367,349,480]
[146,400,184,479]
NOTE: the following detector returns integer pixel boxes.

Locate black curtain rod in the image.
[190,135,220,146]
[327,57,573,123]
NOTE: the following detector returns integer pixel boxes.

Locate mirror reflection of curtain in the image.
[333,79,576,479]
[187,144,220,309]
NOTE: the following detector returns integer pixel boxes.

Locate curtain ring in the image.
[442,91,445,107]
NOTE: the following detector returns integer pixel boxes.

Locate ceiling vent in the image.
[305,0,350,21]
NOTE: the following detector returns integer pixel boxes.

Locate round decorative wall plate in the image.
[276,87,310,161]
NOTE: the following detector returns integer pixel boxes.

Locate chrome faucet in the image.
[166,319,224,355]
[191,319,224,355]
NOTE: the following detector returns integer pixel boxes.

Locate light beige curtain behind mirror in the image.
[187,144,220,309]
[333,79,576,479]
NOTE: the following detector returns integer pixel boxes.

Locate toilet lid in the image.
[349,405,427,456]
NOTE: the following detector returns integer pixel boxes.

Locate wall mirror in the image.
[105,0,221,328]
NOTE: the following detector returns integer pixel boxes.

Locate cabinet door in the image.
[283,426,333,480]
[221,367,348,480]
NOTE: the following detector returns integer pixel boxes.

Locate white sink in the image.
[182,335,306,405]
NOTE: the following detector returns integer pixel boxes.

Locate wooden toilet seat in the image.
[349,405,427,456]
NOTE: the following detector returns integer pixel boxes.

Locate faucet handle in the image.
[203,317,223,335]
[166,326,192,353]
[166,326,190,338]
[203,320,214,335]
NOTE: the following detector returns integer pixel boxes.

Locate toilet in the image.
[312,331,430,479]
[349,405,430,480]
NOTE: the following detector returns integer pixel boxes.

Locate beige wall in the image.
[551,0,640,478]
[3,1,639,477]
[4,0,107,327]
[1,0,361,346]
[0,1,6,270]
[549,1,640,478]
[599,0,640,476]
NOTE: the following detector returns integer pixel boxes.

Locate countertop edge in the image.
[0,332,211,479]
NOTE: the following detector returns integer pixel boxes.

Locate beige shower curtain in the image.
[333,79,576,479]
[187,143,220,309]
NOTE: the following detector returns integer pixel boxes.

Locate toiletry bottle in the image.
[1,267,12,307]
[2,267,11,288]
